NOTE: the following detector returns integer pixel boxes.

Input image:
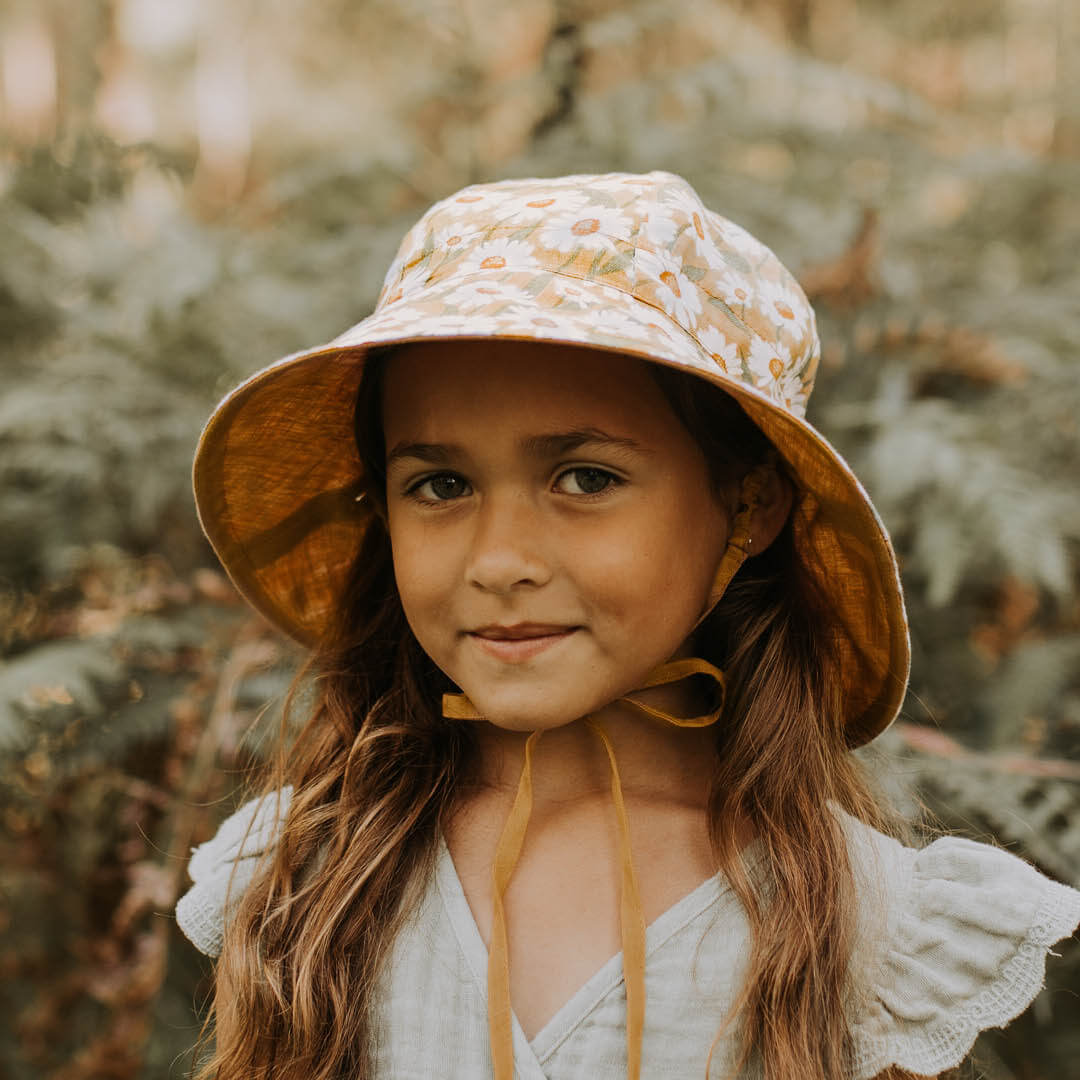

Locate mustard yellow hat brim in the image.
[194,321,908,749]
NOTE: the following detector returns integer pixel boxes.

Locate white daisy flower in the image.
[760,368,809,416]
[632,310,687,348]
[548,274,638,306]
[746,336,806,415]
[637,247,703,330]
[753,275,805,324]
[659,180,705,218]
[537,207,633,253]
[440,191,489,219]
[727,340,794,413]
[430,225,476,253]
[500,308,578,339]
[457,237,540,275]
[548,277,590,303]
[425,313,508,335]
[669,204,729,268]
[696,325,741,375]
[661,184,727,256]
[678,343,718,375]
[381,262,434,307]
[686,226,723,266]
[447,190,486,208]
[710,212,773,265]
[786,382,810,417]
[443,279,530,311]
[746,334,786,383]
[639,210,679,249]
[498,190,590,224]
[363,312,509,341]
[709,266,756,310]
[583,307,651,338]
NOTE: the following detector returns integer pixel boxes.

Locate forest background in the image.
[1,0,1078,1077]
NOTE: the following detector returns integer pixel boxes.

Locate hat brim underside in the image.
[193,291,910,747]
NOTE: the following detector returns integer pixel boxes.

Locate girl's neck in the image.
[464,677,719,815]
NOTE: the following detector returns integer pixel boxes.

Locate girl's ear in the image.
[745,466,795,555]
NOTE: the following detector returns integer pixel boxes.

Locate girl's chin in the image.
[477,709,584,734]
[443,671,634,732]
[457,692,604,733]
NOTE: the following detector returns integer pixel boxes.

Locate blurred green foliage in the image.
[1,1,1078,1077]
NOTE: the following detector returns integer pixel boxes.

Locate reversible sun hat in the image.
[195,169,909,742]
[192,170,911,1079]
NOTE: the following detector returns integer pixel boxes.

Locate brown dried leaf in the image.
[798,208,881,312]
[110,861,177,938]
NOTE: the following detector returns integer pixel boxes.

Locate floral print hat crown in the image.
[193,169,910,748]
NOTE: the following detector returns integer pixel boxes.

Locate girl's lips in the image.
[468,628,578,662]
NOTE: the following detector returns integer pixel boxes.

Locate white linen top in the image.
[175,788,1080,1079]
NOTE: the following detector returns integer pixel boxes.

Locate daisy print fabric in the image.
[349,171,820,420]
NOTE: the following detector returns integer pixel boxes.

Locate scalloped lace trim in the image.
[850,877,1080,1079]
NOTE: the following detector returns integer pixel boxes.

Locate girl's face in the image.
[381,340,733,732]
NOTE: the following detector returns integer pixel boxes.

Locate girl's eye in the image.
[556,467,620,496]
[410,473,471,501]
[406,468,620,502]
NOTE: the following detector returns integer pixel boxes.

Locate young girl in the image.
[176,171,1080,1080]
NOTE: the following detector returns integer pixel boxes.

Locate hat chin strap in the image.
[440,465,770,1080]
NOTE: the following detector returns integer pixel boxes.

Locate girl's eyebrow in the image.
[385,427,653,468]
[522,428,653,458]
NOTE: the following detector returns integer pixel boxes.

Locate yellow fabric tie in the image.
[438,464,768,1079]
[442,657,727,1080]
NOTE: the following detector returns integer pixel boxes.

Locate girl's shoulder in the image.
[175,786,294,957]
[841,813,1080,1080]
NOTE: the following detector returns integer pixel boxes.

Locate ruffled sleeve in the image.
[174,786,293,957]
[849,832,1080,1080]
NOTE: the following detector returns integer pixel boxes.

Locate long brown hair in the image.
[195,347,915,1080]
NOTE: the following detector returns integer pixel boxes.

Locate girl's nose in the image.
[465,492,552,594]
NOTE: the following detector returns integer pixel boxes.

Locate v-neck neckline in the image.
[434,829,734,1070]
